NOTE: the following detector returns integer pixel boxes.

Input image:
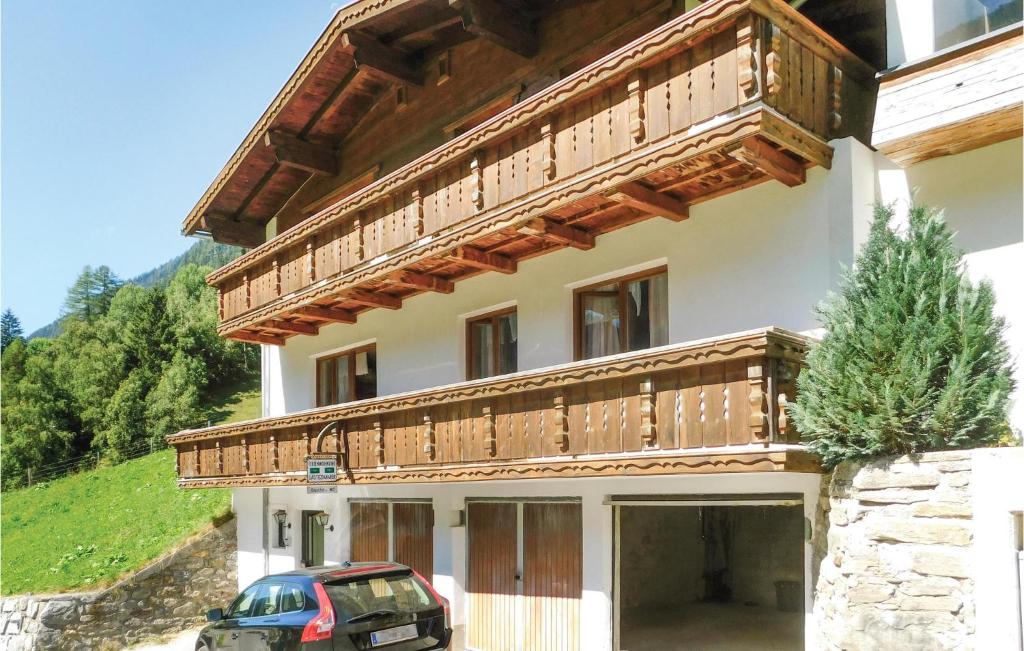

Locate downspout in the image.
[262,487,270,576]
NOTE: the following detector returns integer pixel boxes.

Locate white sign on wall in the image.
[306,455,338,483]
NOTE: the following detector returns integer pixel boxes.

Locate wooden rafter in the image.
[233,331,286,346]
[384,12,463,44]
[388,271,455,294]
[517,218,595,250]
[263,320,319,335]
[729,136,805,187]
[346,290,402,310]
[263,130,339,176]
[603,182,690,222]
[294,305,357,323]
[340,30,425,86]
[447,246,517,273]
[200,213,265,249]
[450,0,538,58]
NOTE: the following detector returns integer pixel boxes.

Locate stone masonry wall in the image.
[0,517,237,651]
[813,451,976,650]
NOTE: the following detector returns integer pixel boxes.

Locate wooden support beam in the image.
[450,0,538,58]
[384,12,463,44]
[263,320,319,335]
[200,213,265,248]
[603,182,690,222]
[730,137,805,187]
[447,246,517,273]
[340,30,425,86]
[263,130,339,175]
[232,331,286,346]
[346,290,402,310]
[388,271,455,294]
[294,305,357,324]
[517,218,595,250]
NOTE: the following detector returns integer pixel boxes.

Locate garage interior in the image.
[617,500,805,651]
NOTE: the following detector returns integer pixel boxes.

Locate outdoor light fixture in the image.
[313,511,334,531]
[272,510,289,527]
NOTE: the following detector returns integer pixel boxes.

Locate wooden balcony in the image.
[206,0,874,344]
[168,328,819,488]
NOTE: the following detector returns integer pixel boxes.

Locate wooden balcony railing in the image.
[206,0,873,344]
[169,328,819,488]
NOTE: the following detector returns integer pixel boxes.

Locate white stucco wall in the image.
[232,471,822,651]
[262,138,876,418]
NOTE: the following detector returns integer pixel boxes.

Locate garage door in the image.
[350,500,434,580]
[468,500,581,651]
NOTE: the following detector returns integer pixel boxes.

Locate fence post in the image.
[27,468,32,487]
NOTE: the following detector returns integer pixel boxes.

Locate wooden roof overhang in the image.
[167,327,821,488]
[183,0,598,247]
[200,0,874,344]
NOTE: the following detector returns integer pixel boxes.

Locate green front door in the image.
[302,511,325,566]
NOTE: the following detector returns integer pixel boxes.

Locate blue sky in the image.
[2,0,348,334]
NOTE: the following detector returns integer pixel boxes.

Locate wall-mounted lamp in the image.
[313,511,334,532]
[272,510,290,528]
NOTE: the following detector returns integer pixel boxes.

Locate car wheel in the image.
[196,642,210,651]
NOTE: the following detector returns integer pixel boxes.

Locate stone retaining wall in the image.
[813,451,978,649]
[0,517,236,651]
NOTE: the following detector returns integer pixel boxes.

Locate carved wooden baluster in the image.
[765,24,782,98]
[540,118,556,180]
[302,429,311,458]
[354,212,365,261]
[218,290,224,321]
[553,392,569,450]
[271,434,279,472]
[640,378,657,447]
[241,437,250,474]
[215,440,223,474]
[306,237,316,284]
[194,443,201,476]
[776,360,797,442]
[374,421,385,465]
[627,69,647,144]
[829,65,843,135]
[470,151,485,210]
[747,360,769,443]
[411,186,425,236]
[243,273,251,310]
[737,15,760,99]
[273,257,282,297]
[422,413,435,460]
[482,405,496,455]
[175,449,180,477]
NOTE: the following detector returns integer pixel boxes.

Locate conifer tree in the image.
[789,203,1014,469]
[1,309,24,352]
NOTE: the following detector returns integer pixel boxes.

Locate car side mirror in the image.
[206,608,224,622]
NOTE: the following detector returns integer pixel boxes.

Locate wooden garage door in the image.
[350,501,434,580]
[468,501,581,651]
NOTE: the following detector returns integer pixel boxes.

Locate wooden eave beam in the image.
[730,136,805,187]
[517,218,595,250]
[384,12,463,44]
[388,271,455,294]
[340,30,425,87]
[200,213,265,248]
[449,0,538,58]
[263,130,339,176]
[603,182,690,222]
[263,320,319,335]
[232,331,286,346]
[293,305,357,324]
[447,246,517,273]
[345,290,402,310]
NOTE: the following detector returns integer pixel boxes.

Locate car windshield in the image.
[323,572,436,621]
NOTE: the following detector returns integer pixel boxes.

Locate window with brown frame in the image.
[574,268,668,361]
[316,345,377,407]
[467,308,518,380]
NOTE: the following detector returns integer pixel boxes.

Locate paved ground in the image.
[128,628,201,651]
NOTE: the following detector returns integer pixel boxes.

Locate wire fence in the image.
[22,437,170,487]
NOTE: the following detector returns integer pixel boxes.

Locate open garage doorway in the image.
[613,495,805,651]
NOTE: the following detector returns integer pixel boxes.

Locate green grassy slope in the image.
[0,379,261,596]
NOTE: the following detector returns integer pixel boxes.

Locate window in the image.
[932,0,1022,52]
[226,583,261,619]
[316,345,376,407]
[467,308,517,380]
[323,572,436,622]
[575,268,668,360]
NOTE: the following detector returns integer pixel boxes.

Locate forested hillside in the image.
[28,240,242,339]
[1,248,258,490]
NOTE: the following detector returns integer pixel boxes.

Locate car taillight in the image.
[301,582,336,643]
[413,570,451,631]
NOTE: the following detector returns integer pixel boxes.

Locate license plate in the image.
[370,623,418,646]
